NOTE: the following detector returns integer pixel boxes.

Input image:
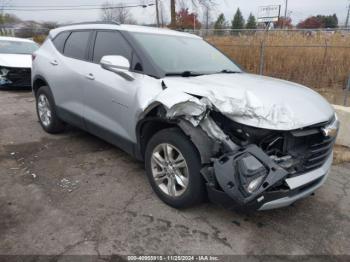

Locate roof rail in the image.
[62,21,120,26]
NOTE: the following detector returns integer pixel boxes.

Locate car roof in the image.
[49,23,201,39]
[0,36,36,43]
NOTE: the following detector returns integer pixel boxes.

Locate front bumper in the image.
[0,67,31,89]
[207,149,333,211]
[259,153,332,210]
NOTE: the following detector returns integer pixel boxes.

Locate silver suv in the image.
[32,23,339,211]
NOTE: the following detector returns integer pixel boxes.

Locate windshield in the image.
[131,32,242,75]
[0,40,39,54]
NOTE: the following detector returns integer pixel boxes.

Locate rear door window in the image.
[92,31,132,64]
[63,31,91,60]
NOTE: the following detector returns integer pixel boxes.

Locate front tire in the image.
[36,86,65,134]
[145,128,205,208]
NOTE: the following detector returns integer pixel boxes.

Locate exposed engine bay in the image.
[210,111,335,175]
[207,111,336,209]
[141,82,339,210]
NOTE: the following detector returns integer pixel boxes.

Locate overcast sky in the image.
[5,0,350,26]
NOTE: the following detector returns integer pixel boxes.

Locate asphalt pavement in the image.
[0,90,349,259]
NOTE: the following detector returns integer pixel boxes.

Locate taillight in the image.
[32,54,36,61]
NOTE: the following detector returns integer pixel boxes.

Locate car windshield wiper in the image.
[165,71,203,77]
[218,69,242,74]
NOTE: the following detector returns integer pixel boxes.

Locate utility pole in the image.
[193,13,196,31]
[159,0,165,27]
[155,0,160,27]
[170,0,176,28]
[346,2,350,28]
[284,0,288,18]
[205,5,209,30]
[283,0,288,28]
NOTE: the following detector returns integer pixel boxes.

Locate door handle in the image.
[50,60,58,66]
[86,73,95,80]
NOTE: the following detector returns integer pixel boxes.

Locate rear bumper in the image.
[207,152,333,211]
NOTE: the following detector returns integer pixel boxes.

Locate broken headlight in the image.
[0,67,11,85]
[210,111,273,146]
[237,153,267,194]
[321,113,339,138]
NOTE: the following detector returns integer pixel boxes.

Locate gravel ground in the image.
[0,90,349,258]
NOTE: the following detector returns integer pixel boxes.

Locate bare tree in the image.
[100,1,136,24]
[170,0,176,27]
[202,4,211,29]
[101,2,114,22]
[41,21,60,30]
[170,0,215,27]
[16,21,40,38]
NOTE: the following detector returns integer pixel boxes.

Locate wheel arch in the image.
[135,103,215,164]
[32,77,60,117]
[136,104,178,161]
[32,75,49,96]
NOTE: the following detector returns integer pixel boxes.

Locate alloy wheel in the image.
[37,94,52,127]
[151,143,189,197]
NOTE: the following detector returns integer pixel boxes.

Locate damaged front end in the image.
[0,67,31,88]
[204,112,337,211]
[142,83,338,211]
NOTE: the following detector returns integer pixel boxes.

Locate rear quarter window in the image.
[52,31,70,53]
[63,31,91,60]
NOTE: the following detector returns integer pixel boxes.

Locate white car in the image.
[0,36,39,89]
[32,23,339,211]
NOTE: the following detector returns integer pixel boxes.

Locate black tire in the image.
[145,128,206,208]
[35,86,65,134]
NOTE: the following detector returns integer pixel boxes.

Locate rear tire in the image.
[35,86,65,134]
[145,128,205,208]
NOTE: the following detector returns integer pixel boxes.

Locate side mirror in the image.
[100,55,134,81]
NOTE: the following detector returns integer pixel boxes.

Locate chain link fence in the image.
[1,26,349,106]
[188,28,350,106]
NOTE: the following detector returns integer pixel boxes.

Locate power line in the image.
[5,2,143,8]
[1,3,155,12]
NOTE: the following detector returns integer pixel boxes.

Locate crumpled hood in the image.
[0,54,32,68]
[162,73,334,131]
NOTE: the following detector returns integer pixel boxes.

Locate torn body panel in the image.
[159,73,334,131]
[178,120,221,164]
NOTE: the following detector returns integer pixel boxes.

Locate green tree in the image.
[231,8,245,29]
[214,13,226,29]
[322,14,338,28]
[245,13,256,29]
